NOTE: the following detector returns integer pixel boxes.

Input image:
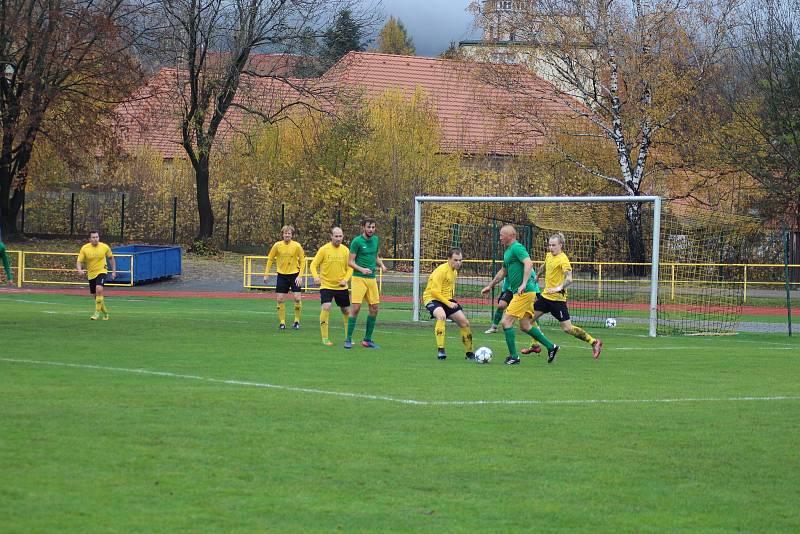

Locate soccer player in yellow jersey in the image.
[534,232,603,359]
[76,230,116,320]
[422,248,475,361]
[264,225,305,330]
[310,227,353,346]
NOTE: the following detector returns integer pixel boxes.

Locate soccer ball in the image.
[475,346,493,364]
[605,318,617,328]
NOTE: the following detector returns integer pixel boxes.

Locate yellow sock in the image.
[460,326,474,353]
[342,312,349,335]
[99,296,107,313]
[294,302,302,323]
[277,302,286,325]
[95,296,103,312]
[320,309,330,340]
[570,326,594,344]
[435,319,446,349]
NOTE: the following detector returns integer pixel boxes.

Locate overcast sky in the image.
[374,0,480,57]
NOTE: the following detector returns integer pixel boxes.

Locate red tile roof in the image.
[113,52,570,158]
[322,52,570,154]
[113,63,315,159]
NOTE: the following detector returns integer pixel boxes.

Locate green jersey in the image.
[501,277,510,293]
[0,242,12,281]
[350,234,379,279]
[503,240,539,294]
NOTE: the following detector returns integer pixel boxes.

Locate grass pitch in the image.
[1,292,799,532]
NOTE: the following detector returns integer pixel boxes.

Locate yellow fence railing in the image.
[3,251,796,302]
[244,257,800,303]
[6,251,134,287]
[243,256,388,292]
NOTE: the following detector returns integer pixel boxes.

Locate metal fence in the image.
[18,190,413,255]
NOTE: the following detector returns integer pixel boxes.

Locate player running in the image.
[480,225,557,365]
[76,230,116,320]
[533,232,602,360]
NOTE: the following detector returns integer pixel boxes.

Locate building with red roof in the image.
[112,51,572,160]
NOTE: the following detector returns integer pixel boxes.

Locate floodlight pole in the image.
[412,195,663,337]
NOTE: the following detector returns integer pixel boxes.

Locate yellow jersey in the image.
[422,262,457,304]
[310,243,353,290]
[541,251,572,302]
[78,242,113,280]
[265,240,305,275]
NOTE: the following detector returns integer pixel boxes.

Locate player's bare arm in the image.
[377,256,387,272]
[109,256,116,281]
[481,268,507,295]
[76,260,85,277]
[546,270,572,294]
[534,263,545,284]
[349,253,371,275]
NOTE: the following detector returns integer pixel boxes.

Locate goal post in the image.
[412,195,663,337]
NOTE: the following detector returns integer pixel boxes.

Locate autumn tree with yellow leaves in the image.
[377,17,416,56]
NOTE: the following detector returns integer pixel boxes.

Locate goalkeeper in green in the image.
[422,248,475,361]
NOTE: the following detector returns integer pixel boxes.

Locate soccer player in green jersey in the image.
[0,240,14,285]
[345,218,387,349]
[481,225,557,365]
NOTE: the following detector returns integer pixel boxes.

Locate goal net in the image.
[412,196,755,336]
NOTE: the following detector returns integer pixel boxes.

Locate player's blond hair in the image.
[281,225,295,235]
[549,232,566,246]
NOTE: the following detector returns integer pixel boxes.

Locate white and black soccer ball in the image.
[605,317,617,328]
[475,346,493,364]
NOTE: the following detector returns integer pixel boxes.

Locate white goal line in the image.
[3,357,798,407]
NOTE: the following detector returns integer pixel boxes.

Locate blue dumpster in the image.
[112,245,182,284]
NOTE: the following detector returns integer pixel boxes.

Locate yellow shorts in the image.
[505,292,535,319]
[351,277,380,305]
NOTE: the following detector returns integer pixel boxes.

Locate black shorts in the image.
[425,300,463,319]
[320,288,350,308]
[497,290,514,305]
[88,273,107,295]
[276,272,302,293]
[534,293,570,322]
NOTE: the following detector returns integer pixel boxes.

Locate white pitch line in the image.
[2,357,799,407]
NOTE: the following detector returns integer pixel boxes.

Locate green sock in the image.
[503,327,518,357]
[525,326,555,351]
[492,307,503,326]
[365,315,377,340]
[346,316,357,342]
